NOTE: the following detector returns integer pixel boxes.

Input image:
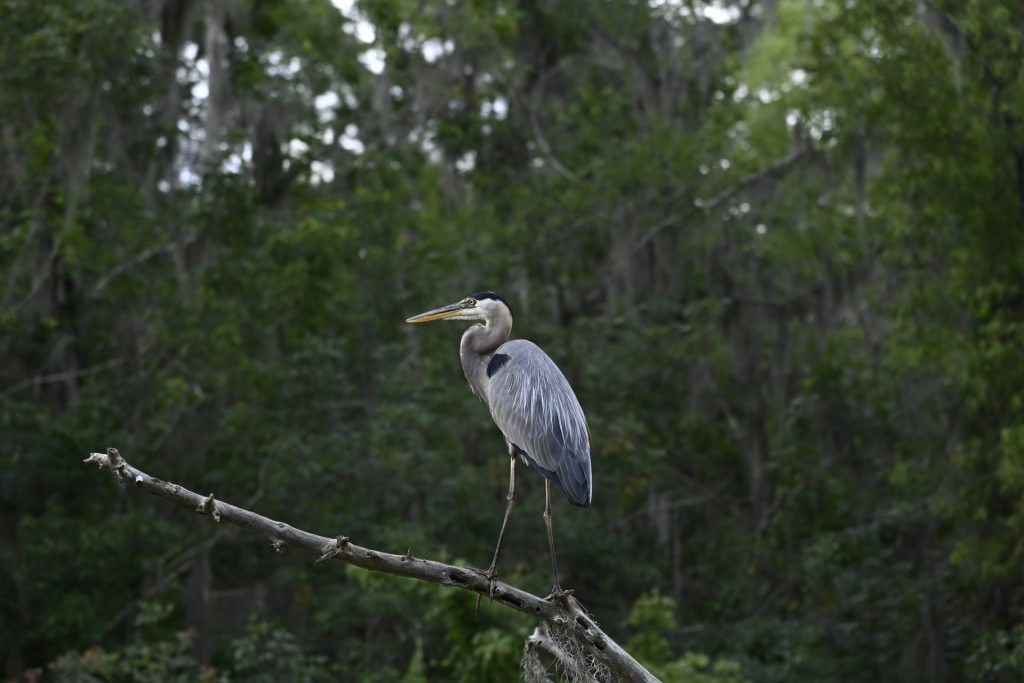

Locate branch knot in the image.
[316,535,349,563]
[196,493,220,522]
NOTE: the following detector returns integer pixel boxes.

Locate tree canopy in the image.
[3,0,1024,681]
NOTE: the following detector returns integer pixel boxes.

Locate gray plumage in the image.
[457,298,592,507]
[482,340,591,506]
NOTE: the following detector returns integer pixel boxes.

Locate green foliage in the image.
[3,0,1024,681]
[228,621,331,683]
[968,624,1024,683]
[626,591,680,664]
[627,592,750,683]
[32,620,331,683]
[47,631,220,683]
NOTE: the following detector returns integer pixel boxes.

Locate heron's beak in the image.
[405,300,468,324]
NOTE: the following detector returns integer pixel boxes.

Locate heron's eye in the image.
[466,298,477,306]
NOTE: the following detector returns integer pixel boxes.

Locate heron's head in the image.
[406,291,514,326]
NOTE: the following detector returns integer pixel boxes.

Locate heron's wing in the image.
[485,339,592,507]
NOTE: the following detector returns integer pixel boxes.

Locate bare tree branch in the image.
[84,448,660,683]
[514,78,579,183]
[88,241,182,300]
[697,147,819,212]
[2,358,126,400]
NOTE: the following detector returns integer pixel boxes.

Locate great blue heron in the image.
[406,291,591,594]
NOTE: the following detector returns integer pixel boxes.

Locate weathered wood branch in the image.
[84,448,659,683]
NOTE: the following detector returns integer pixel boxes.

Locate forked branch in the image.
[84,448,659,683]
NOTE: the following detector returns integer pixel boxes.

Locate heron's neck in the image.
[460,314,511,356]
[459,313,512,398]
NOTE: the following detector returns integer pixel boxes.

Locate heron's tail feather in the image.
[515,446,591,507]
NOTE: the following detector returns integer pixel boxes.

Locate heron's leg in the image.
[485,456,517,580]
[544,479,562,594]
[476,456,516,610]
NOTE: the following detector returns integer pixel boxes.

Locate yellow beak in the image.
[405,300,467,324]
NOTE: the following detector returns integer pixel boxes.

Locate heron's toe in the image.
[470,566,500,611]
[545,586,574,602]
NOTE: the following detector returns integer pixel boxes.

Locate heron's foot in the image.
[471,566,500,612]
[545,586,574,603]
[468,565,500,590]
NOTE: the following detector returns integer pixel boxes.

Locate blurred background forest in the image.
[3,0,1024,680]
